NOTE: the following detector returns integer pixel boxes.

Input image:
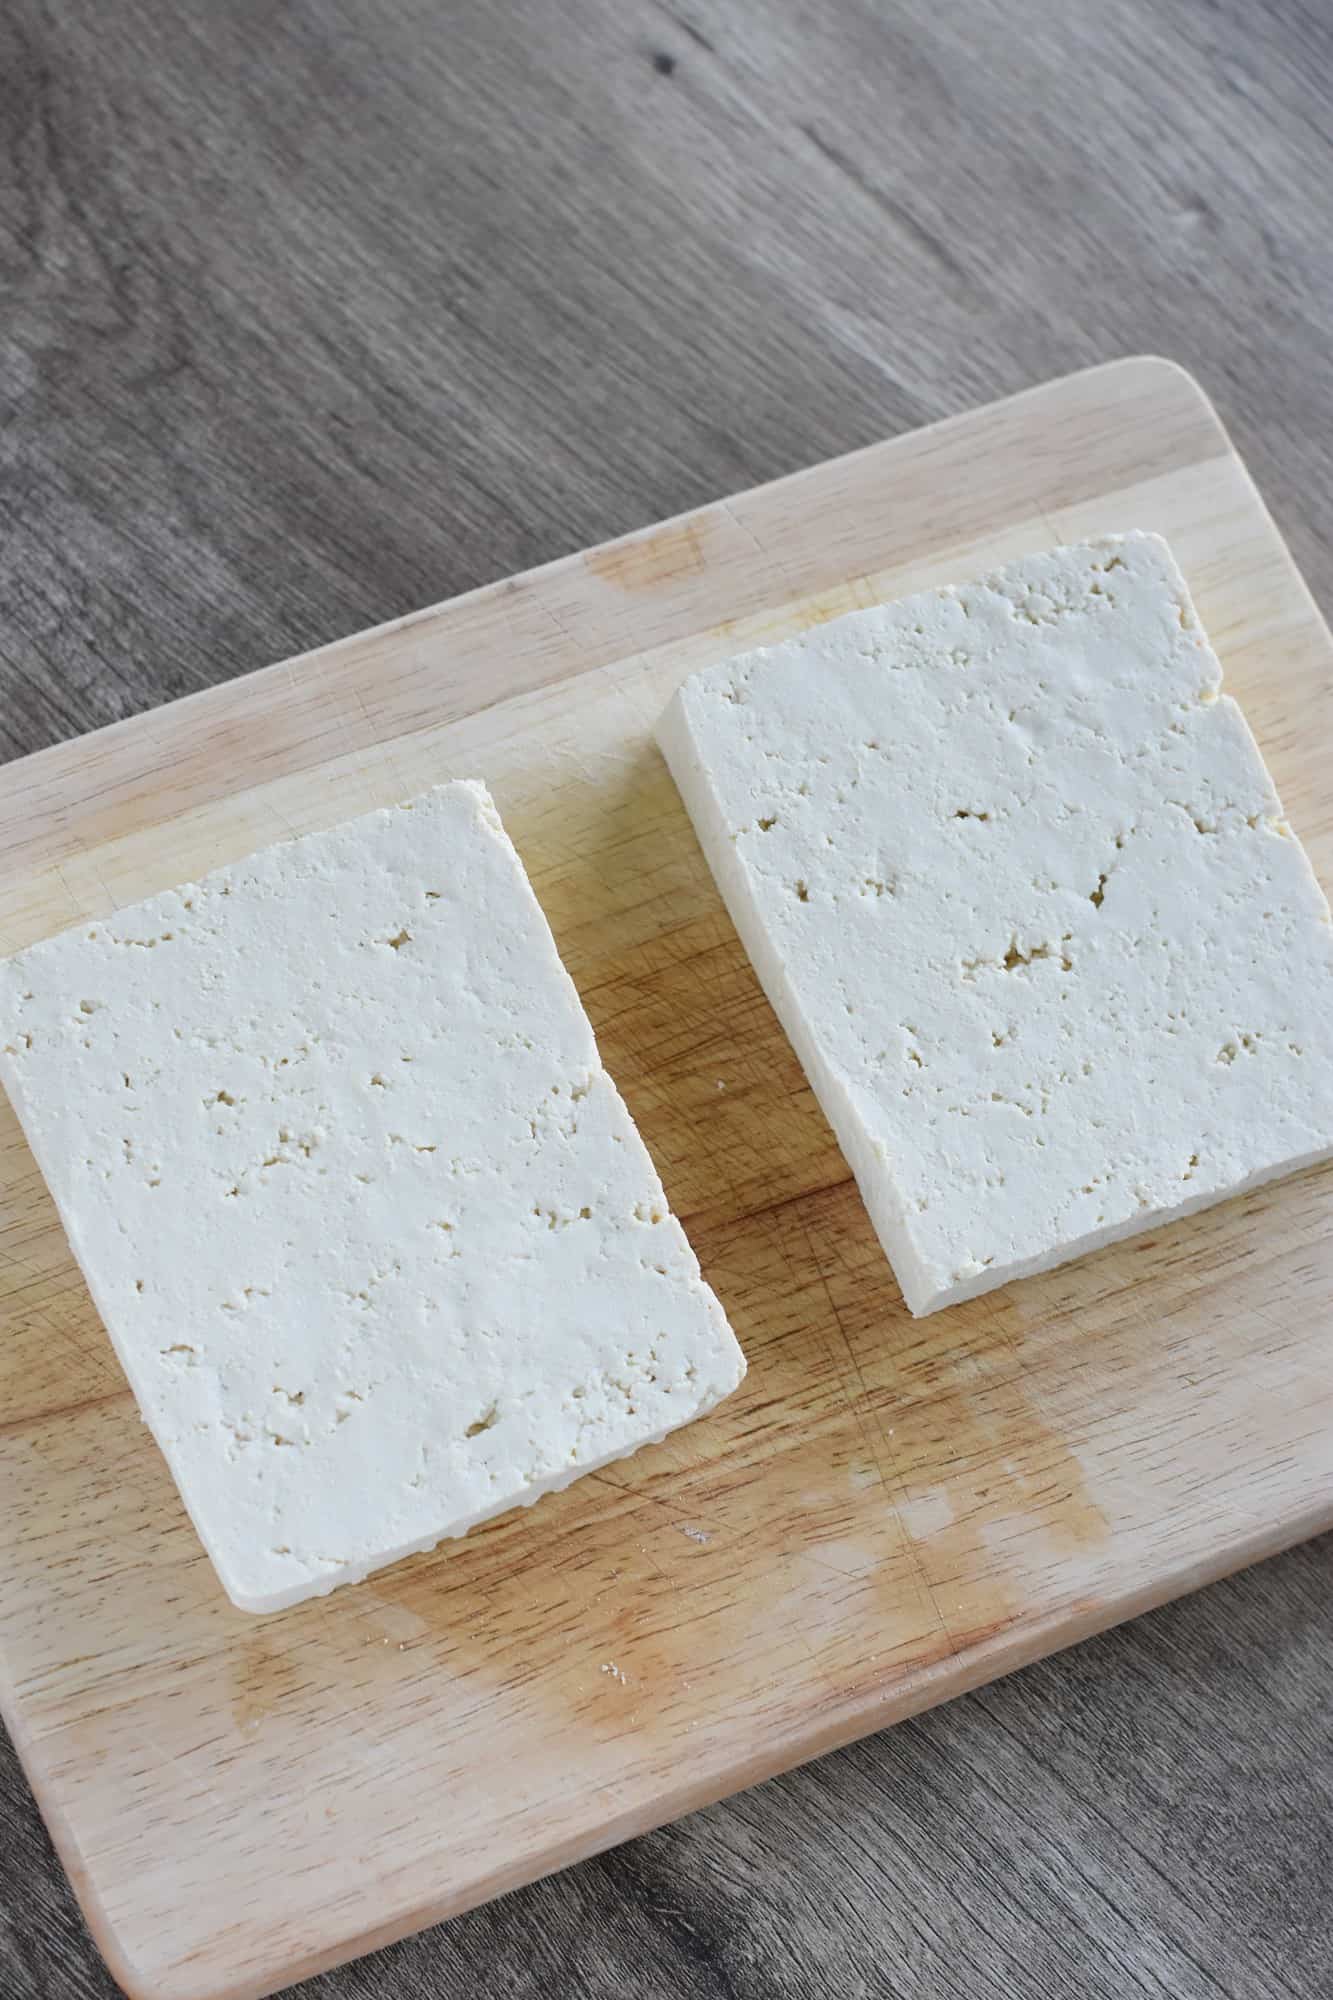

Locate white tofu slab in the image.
[0,781,745,1612]
[657,533,1333,1315]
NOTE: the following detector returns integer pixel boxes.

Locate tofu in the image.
[657,533,1333,1315]
[0,782,745,1612]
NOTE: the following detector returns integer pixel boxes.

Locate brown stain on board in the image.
[331,1181,1111,1769]
[585,518,710,593]
[364,1421,950,1761]
[892,1377,1113,1632]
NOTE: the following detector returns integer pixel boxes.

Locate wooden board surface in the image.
[1,357,1330,2000]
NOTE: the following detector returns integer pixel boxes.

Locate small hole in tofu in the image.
[465,1403,499,1439]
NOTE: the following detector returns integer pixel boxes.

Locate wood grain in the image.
[4,4,1333,1999]
[1,356,1331,2000]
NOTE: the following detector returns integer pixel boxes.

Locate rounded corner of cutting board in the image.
[1092,352,1231,442]
[38,1844,177,2000]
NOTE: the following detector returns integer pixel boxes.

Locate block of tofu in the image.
[0,782,745,1612]
[657,533,1333,1315]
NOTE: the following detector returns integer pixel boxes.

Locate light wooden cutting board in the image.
[1,358,1330,2000]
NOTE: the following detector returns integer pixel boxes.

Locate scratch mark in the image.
[348,686,414,799]
[792,1201,957,1656]
[800,123,972,288]
[718,500,768,563]
[542,600,577,649]
[659,3,716,50]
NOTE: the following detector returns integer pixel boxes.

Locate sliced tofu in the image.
[0,781,745,1610]
[657,533,1333,1314]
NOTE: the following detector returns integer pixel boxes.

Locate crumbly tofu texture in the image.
[0,782,745,1612]
[657,533,1333,1315]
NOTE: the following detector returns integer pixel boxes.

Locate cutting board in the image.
[2,358,1331,2000]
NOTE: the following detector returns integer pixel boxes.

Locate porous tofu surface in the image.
[657,534,1333,1313]
[0,782,745,1610]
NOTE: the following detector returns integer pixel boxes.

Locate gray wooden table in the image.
[3,1,1332,1994]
